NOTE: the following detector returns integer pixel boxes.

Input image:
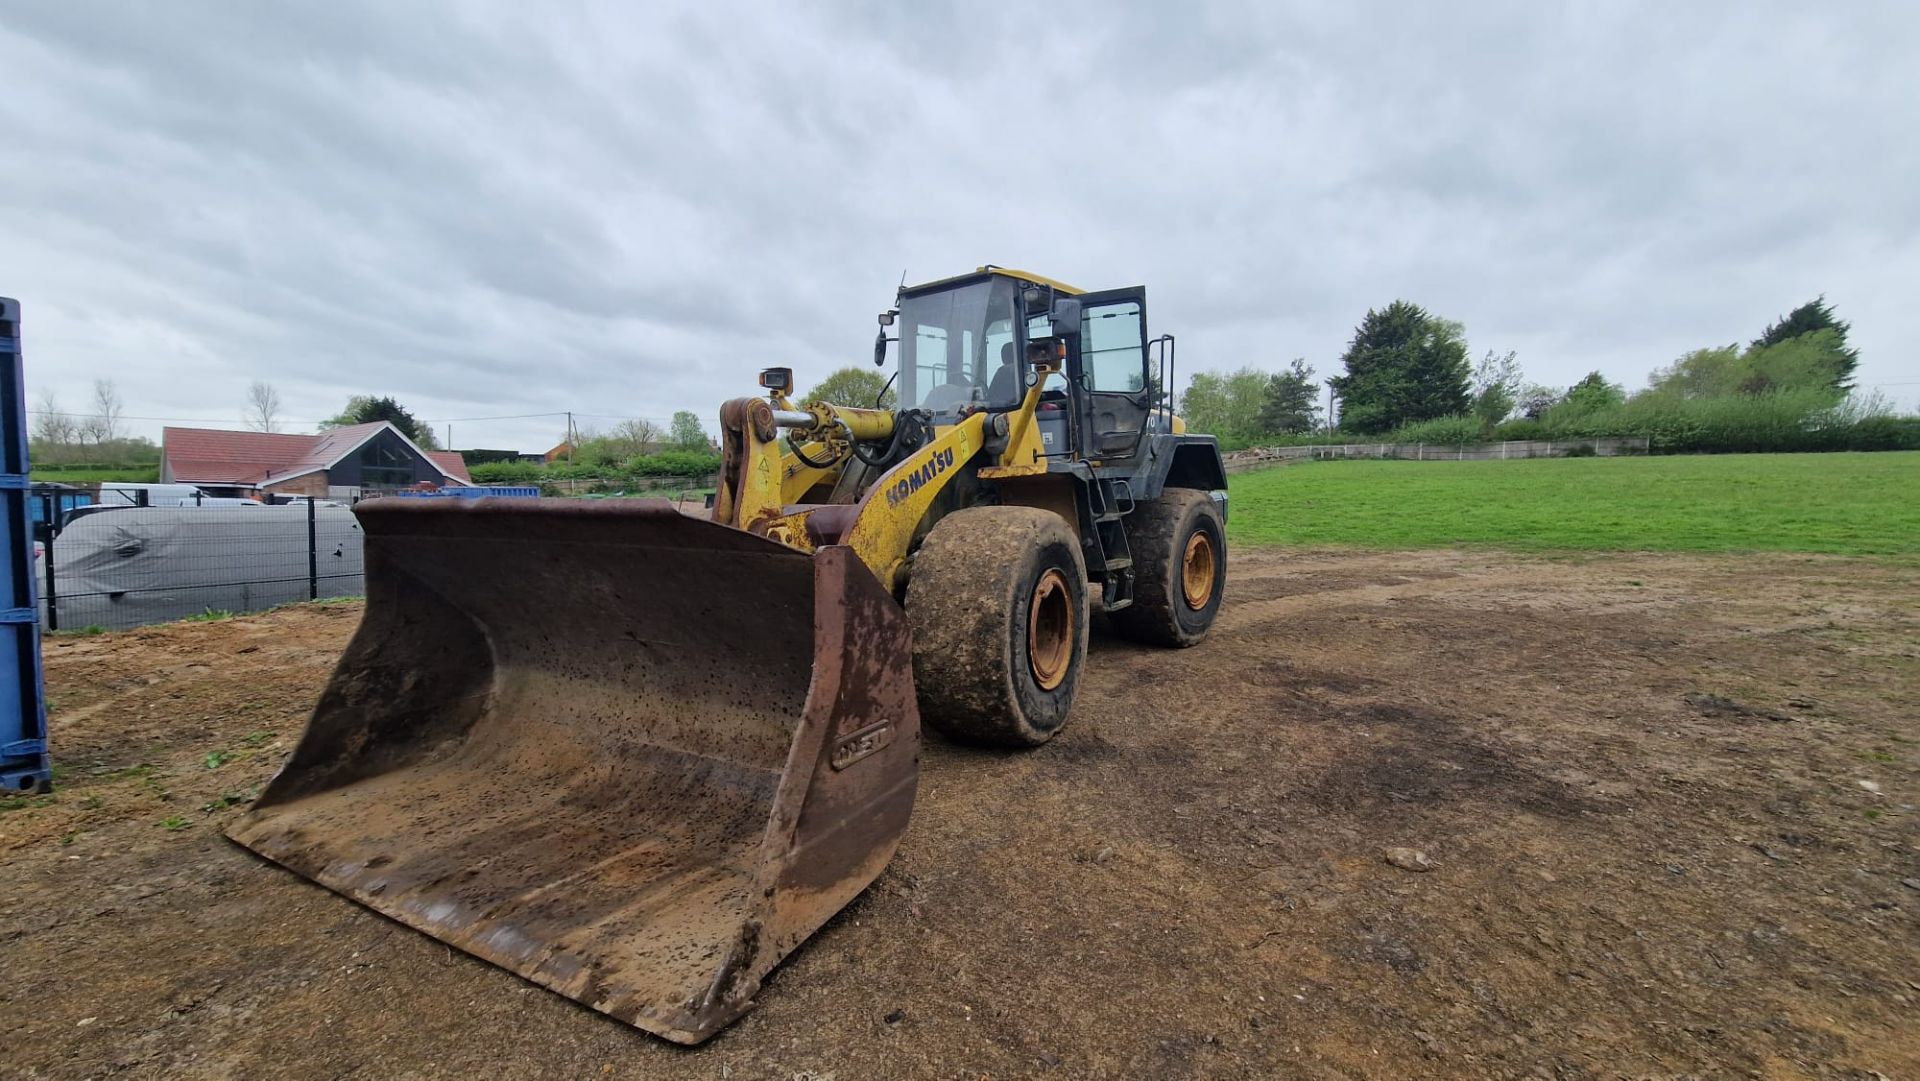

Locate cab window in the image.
[1082,302,1145,392]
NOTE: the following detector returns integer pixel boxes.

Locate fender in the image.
[1132,434,1228,507]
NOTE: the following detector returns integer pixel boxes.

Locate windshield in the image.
[896,277,1022,412]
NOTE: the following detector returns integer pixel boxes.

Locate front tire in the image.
[905,507,1089,747]
[1109,488,1226,647]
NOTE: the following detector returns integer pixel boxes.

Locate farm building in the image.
[160,422,471,499]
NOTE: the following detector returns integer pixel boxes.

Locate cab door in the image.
[1070,286,1151,461]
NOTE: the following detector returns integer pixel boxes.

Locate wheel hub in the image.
[1181,531,1216,610]
[1027,568,1073,691]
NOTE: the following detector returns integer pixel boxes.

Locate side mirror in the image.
[1049,298,1082,338]
[874,329,889,367]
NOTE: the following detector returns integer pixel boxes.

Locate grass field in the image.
[1227,451,1920,555]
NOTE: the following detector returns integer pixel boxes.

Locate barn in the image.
[160,422,471,499]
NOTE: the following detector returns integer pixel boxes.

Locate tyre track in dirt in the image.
[4,550,1916,1079]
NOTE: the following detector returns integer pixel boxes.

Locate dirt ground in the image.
[4,547,1917,1079]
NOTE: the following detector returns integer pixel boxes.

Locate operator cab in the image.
[881,267,1161,464]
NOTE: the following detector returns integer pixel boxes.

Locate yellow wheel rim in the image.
[1028,568,1073,691]
[1181,531,1216,610]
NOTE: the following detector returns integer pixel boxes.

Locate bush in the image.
[630,450,721,477]
[1840,414,1920,451]
[1386,414,1483,446]
[1490,418,1550,442]
[469,460,544,484]
[543,458,606,481]
[29,466,161,483]
[1517,387,1917,455]
[467,449,723,489]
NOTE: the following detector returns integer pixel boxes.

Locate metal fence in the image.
[1224,436,1652,472]
[33,488,365,631]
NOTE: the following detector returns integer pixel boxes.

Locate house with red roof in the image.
[160,422,471,499]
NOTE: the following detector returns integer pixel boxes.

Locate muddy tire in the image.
[1109,488,1226,647]
[905,506,1089,747]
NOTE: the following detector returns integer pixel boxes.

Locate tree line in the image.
[1174,296,1910,453]
[31,376,723,480]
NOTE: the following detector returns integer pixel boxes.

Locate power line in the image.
[572,412,684,423]
[417,411,571,423]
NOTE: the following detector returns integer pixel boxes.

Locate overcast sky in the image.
[5,1,1916,451]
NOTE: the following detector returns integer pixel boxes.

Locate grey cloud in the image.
[3,0,1916,452]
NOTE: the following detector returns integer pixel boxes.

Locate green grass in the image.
[1227,452,1920,555]
[28,466,160,483]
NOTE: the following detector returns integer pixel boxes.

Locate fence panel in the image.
[37,499,365,631]
[1224,436,1650,472]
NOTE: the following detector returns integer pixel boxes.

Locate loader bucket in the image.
[226,499,920,1045]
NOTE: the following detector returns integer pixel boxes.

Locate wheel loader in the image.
[226,267,1229,1044]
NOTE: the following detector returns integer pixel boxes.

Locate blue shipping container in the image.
[393,486,541,499]
[30,487,93,529]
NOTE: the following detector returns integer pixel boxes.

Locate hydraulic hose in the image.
[848,409,929,469]
[786,430,843,469]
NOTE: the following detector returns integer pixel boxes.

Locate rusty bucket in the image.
[226,499,920,1044]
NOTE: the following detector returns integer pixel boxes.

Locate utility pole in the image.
[566,411,575,463]
[445,424,452,451]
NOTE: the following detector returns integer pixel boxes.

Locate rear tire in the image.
[905,506,1089,747]
[1108,488,1226,647]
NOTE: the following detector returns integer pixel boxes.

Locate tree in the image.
[610,418,663,455]
[568,419,667,467]
[1516,383,1562,421]
[1470,349,1521,431]
[802,367,897,410]
[1560,371,1625,415]
[79,378,124,444]
[31,389,75,447]
[1328,301,1471,434]
[244,381,283,433]
[669,410,710,450]
[1647,346,1742,399]
[1647,334,1844,401]
[1741,328,1851,397]
[321,395,440,449]
[1753,296,1857,389]
[1253,360,1319,435]
[1179,368,1269,441]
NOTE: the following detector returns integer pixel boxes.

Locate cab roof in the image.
[899,266,1084,298]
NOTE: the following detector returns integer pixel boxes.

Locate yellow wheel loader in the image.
[227,267,1229,1044]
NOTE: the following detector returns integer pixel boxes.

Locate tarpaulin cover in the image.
[41,506,364,630]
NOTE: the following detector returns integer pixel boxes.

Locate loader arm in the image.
[833,362,1060,588]
[838,411,988,592]
[713,396,846,532]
